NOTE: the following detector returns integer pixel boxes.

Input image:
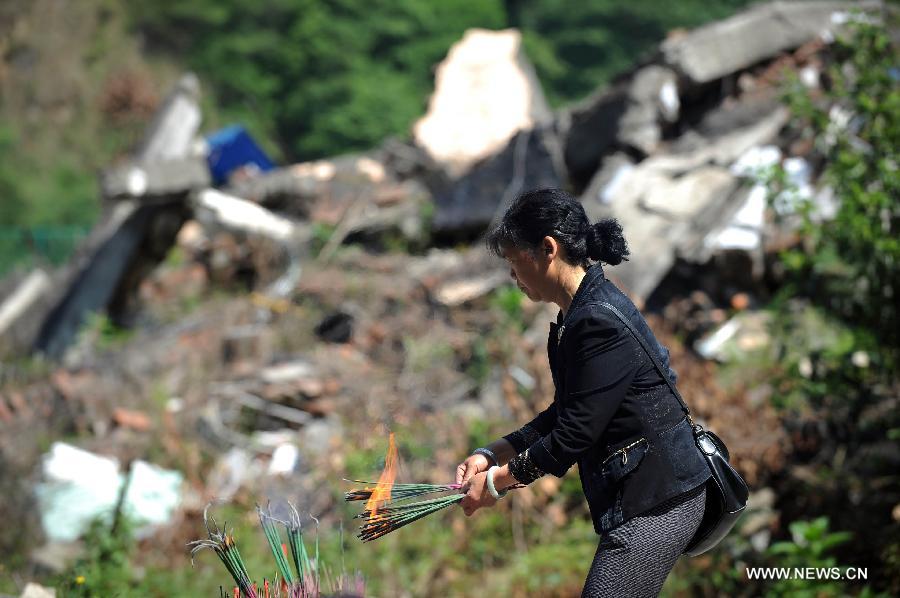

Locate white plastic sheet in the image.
[35,442,183,542]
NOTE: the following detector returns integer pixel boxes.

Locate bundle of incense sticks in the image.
[344,481,461,502]
[345,482,464,542]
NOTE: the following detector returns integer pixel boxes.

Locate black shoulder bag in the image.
[598,302,749,556]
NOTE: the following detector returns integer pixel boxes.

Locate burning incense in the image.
[344,434,467,542]
[346,433,522,542]
[363,432,398,516]
[355,493,464,542]
[344,481,461,502]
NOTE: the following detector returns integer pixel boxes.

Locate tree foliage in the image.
[129,0,507,161]
[128,0,754,161]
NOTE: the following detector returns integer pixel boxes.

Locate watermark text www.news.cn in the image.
[745,567,867,581]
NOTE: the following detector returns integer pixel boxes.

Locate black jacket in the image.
[503,264,710,534]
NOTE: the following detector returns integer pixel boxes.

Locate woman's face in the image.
[501,245,552,303]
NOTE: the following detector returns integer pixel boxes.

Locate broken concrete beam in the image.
[101,157,210,200]
[24,75,206,360]
[413,28,551,177]
[640,166,738,218]
[192,189,310,297]
[135,72,202,161]
[618,65,680,155]
[643,105,790,175]
[557,83,629,187]
[32,200,189,359]
[192,189,306,243]
[0,270,51,356]
[661,1,879,85]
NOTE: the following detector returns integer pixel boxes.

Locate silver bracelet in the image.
[472,447,498,466]
[486,466,508,500]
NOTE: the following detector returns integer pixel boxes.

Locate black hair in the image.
[486,188,629,268]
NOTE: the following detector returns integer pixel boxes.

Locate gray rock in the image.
[618,66,680,155]
[661,1,877,85]
[640,166,737,218]
[580,153,635,222]
[608,178,751,301]
[432,124,565,237]
[557,84,630,186]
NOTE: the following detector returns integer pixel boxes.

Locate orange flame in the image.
[364,432,398,517]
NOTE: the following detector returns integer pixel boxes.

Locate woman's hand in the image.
[459,471,497,516]
[456,453,491,485]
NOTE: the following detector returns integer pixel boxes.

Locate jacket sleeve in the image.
[525,314,641,478]
[502,403,557,453]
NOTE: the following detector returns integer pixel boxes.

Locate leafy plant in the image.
[56,516,136,597]
[768,17,899,354]
[761,517,856,597]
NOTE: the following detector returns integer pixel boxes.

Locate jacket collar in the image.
[555,263,606,325]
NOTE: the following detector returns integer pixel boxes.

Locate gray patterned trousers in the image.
[582,483,707,597]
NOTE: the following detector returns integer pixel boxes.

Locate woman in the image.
[457,188,711,597]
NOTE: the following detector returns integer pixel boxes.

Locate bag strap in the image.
[597,301,694,424]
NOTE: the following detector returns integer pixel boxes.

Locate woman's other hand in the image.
[456,453,491,485]
[459,471,497,516]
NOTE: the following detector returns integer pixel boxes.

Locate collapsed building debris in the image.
[413,28,552,177]
[660,0,882,85]
[27,73,204,359]
[3,1,875,361]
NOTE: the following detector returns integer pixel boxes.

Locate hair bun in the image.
[586,219,629,265]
